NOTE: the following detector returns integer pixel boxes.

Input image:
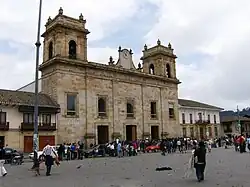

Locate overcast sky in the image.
[1,0,250,111]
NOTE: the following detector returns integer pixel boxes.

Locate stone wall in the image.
[41,61,181,144]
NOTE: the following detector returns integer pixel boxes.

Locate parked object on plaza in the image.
[0,160,7,177]
[83,144,107,158]
[4,148,23,164]
[10,155,23,165]
[155,166,173,171]
[145,143,161,152]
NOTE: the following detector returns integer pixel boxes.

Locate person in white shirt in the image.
[247,136,250,151]
[42,142,57,176]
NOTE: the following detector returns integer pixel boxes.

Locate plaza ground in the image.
[1,148,250,187]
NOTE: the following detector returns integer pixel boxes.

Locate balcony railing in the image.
[21,122,56,131]
[0,122,9,131]
[195,120,210,125]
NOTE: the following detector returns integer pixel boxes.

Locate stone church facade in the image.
[38,8,181,145]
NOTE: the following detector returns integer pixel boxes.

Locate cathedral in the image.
[28,7,181,144]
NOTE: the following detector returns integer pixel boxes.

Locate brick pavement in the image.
[0,148,250,187]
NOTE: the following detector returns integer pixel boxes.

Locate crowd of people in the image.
[232,134,250,153]
[52,137,224,161]
[1,136,228,182]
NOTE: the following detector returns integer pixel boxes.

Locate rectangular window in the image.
[190,127,194,137]
[42,114,51,124]
[190,114,193,124]
[214,115,217,124]
[98,97,107,117]
[182,127,187,137]
[23,113,33,123]
[0,112,6,123]
[67,94,77,116]
[126,102,134,118]
[207,114,210,123]
[182,113,185,124]
[169,103,174,119]
[214,126,218,137]
[198,113,202,120]
[150,102,157,119]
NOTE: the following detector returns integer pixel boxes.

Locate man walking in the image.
[194,141,207,182]
[42,142,58,176]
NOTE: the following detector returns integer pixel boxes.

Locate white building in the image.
[178,99,223,139]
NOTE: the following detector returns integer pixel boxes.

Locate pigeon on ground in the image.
[155,166,173,171]
[76,164,83,169]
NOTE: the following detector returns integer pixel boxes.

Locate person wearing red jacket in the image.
[239,135,246,153]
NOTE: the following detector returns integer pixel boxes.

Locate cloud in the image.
[1,0,250,110]
[0,0,144,44]
[0,0,144,88]
[144,0,250,110]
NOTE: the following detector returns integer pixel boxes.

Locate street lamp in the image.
[33,0,42,162]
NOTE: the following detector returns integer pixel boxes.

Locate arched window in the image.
[48,42,53,59]
[69,40,77,59]
[98,98,106,117]
[149,64,155,75]
[127,103,134,118]
[166,63,171,78]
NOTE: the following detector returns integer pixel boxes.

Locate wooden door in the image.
[24,136,33,153]
[39,136,55,150]
[151,126,159,140]
[97,126,109,144]
[131,125,137,141]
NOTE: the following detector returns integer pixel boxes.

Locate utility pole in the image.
[237,105,241,135]
[33,0,42,162]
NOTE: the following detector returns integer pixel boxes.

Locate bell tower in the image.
[141,39,177,79]
[41,7,90,63]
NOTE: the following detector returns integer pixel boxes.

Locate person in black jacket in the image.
[0,145,5,160]
[194,141,206,182]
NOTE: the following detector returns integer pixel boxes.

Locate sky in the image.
[1,0,250,111]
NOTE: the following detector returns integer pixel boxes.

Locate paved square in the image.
[0,148,249,187]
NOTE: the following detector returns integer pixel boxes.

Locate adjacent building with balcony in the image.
[179,99,223,139]
[0,89,60,152]
[220,115,250,137]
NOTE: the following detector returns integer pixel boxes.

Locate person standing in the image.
[247,136,250,152]
[42,142,58,176]
[0,145,7,177]
[194,141,207,182]
[117,141,122,158]
[239,134,245,153]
